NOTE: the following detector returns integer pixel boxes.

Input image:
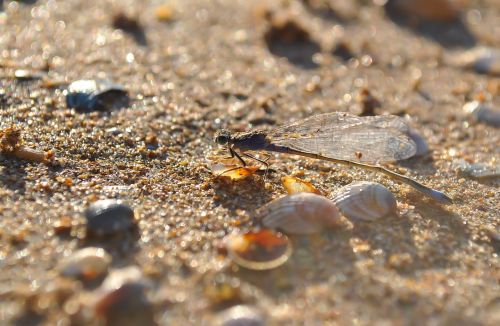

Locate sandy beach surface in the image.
[0,0,499,325]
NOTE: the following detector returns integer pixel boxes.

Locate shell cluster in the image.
[332,182,398,222]
[258,192,341,235]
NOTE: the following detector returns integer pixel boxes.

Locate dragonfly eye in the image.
[215,135,229,145]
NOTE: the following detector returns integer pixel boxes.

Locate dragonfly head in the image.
[214,129,232,146]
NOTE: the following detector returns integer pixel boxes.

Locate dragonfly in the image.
[214,112,453,204]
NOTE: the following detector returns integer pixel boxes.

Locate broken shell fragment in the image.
[258,193,341,235]
[332,182,397,222]
[463,101,500,127]
[66,79,129,112]
[224,230,292,270]
[59,247,111,280]
[282,176,321,195]
[211,162,259,180]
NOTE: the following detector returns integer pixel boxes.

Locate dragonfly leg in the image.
[231,147,247,166]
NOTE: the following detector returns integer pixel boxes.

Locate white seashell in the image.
[463,101,500,127]
[59,247,111,279]
[257,193,341,235]
[407,128,429,156]
[332,182,397,222]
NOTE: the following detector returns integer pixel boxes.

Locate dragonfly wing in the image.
[270,112,417,163]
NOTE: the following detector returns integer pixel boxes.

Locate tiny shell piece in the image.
[59,247,111,280]
[258,193,341,234]
[332,182,397,222]
[224,230,292,270]
[211,162,259,180]
[66,79,129,111]
[282,176,321,195]
[463,101,500,127]
[406,128,429,156]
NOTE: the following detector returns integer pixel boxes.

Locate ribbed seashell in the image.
[463,101,500,127]
[257,193,341,235]
[332,182,397,222]
[406,128,429,157]
[58,247,111,280]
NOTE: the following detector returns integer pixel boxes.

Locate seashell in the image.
[215,305,265,326]
[452,159,500,179]
[463,101,500,127]
[332,182,397,222]
[257,193,341,234]
[448,47,500,76]
[84,200,135,237]
[281,176,321,195]
[224,230,292,270]
[406,128,429,156]
[95,266,154,326]
[211,162,258,180]
[66,79,129,112]
[59,247,111,280]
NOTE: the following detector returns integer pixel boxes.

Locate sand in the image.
[0,0,499,325]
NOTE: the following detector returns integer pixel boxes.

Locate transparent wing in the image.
[269,112,416,163]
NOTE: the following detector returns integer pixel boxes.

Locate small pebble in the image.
[66,79,129,112]
[452,159,500,179]
[95,266,154,326]
[59,247,111,280]
[84,200,135,237]
[463,101,500,127]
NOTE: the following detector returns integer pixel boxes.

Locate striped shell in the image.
[257,193,341,234]
[332,182,397,222]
